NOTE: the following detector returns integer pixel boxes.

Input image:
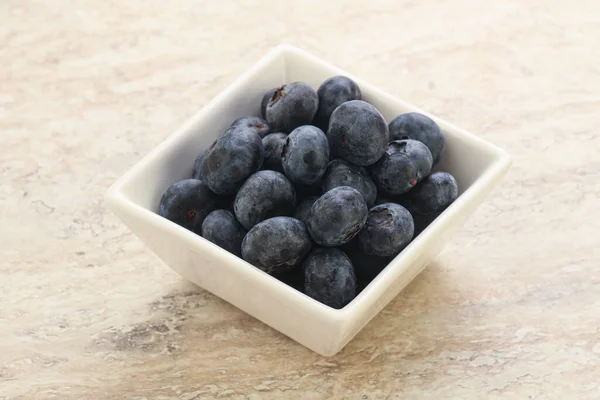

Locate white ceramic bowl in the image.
[106,45,511,357]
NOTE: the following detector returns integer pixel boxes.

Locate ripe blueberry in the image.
[241,217,312,274]
[327,100,388,166]
[201,209,246,257]
[369,139,432,195]
[266,82,319,133]
[403,171,458,215]
[307,186,368,247]
[281,125,329,185]
[357,203,414,257]
[233,170,296,230]
[389,112,445,165]
[303,247,356,309]
[158,179,220,235]
[200,125,264,195]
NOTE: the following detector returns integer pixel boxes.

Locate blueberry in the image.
[261,88,277,119]
[294,195,319,225]
[327,100,388,166]
[261,132,288,172]
[200,126,263,195]
[192,149,206,179]
[266,82,319,133]
[303,247,356,309]
[357,203,414,257]
[314,76,362,129]
[233,170,296,230]
[322,159,377,207]
[281,125,329,185]
[201,209,246,257]
[307,186,368,247]
[158,179,220,235]
[230,116,270,138]
[241,217,312,274]
[369,139,433,195]
[389,112,445,166]
[403,171,458,215]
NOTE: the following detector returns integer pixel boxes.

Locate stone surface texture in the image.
[1,0,600,399]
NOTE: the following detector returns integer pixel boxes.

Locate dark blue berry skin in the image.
[201,209,246,257]
[241,217,312,274]
[233,170,296,230]
[314,76,362,130]
[327,100,388,166]
[200,126,264,195]
[230,116,270,138]
[357,203,414,257]
[322,159,377,207]
[261,132,288,173]
[158,179,220,235]
[303,248,356,309]
[307,186,368,247]
[389,112,445,166]
[402,172,458,215]
[192,149,206,179]
[294,196,319,225]
[281,125,330,185]
[266,82,319,133]
[369,139,433,195]
[261,88,277,119]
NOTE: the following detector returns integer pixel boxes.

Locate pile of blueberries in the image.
[159,76,458,309]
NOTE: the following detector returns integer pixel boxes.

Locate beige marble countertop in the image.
[2,0,600,399]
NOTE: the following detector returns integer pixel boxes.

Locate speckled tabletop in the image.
[2,0,600,399]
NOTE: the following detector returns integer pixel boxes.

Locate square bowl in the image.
[105,45,511,357]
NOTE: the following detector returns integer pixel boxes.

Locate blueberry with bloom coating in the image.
[159,179,220,235]
[241,217,312,274]
[201,209,246,257]
[233,170,296,230]
[281,125,329,185]
[200,126,264,195]
[266,82,319,133]
[403,171,458,215]
[389,112,444,165]
[306,186,368,247]
[327,100,388,166]
[369,139,432,195]
[357,203,414,257]
[303,247,356,309]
